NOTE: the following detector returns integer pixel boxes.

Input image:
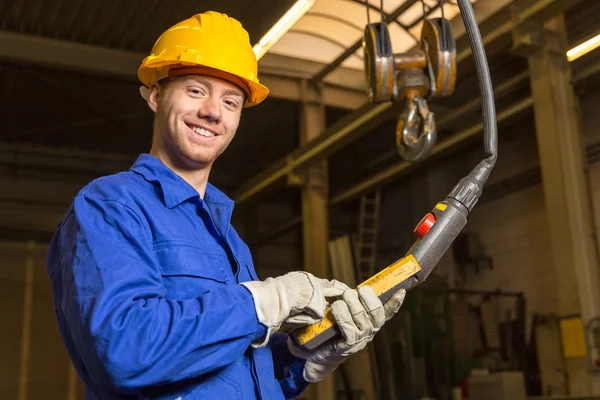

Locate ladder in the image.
[356,189,382,282]
[355,189,387,396]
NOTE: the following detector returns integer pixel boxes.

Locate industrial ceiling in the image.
[0,0,599,204]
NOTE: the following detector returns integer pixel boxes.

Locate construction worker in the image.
[45,11,406,399]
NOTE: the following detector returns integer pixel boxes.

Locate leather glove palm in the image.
[289,286,406,382]
[241,271,349,347]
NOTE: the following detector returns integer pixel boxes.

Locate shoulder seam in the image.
[77,195,146,227]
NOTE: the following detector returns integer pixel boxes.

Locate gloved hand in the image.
[241,271,349,347]
[288,286,406,382]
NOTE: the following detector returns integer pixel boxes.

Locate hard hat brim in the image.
[138,63,269,107]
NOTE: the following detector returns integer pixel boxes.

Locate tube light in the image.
[253,0,316,61]
[567,33,600,62]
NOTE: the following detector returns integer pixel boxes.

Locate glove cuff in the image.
[241,278,289,348]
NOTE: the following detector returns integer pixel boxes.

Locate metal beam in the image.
[260,74,366,109]
[0,142,239,187]
[0,31,367,109]
[254,54,600,243]
[233,0,583,205]
[453,0,584,73]
[255,97,534,243]
[254,216,302,246]
[0,142,134,172]
[331,97,534,205]
[234,101,397,204]
[365,70,531,170]
[258,52,365,92]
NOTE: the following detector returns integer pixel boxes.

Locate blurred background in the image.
[2,0,600,399]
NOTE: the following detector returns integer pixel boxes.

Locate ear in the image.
[147,84,162,113]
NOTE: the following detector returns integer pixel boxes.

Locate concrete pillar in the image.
[298,80,377,399]
[18,241,35,400]
[526,17,600,395]
[298,80,336,400]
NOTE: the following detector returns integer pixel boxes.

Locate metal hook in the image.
[396,97,437,161]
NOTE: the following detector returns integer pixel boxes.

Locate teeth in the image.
[191,126,215,137]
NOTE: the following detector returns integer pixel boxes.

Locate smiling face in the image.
[147,74,245,173]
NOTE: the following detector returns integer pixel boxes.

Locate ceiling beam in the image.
[251,60,600,244]
[253,96,534,244]
[232,0,585,205]
[0,31,367,110]
[0,142,241,186]
[330,97,534,205]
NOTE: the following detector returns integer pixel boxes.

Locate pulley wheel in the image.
[421,18,456,97]
[363,22,395,103]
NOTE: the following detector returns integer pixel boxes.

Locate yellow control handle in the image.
[290,254,422,350]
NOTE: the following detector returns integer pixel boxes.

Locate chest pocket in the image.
[154,240,232,299]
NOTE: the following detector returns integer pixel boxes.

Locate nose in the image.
[198,95,222,123]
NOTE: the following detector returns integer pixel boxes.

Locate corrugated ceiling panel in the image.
[269,0,474,70]
[0,0,296,52]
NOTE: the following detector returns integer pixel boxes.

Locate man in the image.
[46,11,406,399]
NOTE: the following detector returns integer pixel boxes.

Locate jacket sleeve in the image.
[48,194,267,394]
[269,333,310,399]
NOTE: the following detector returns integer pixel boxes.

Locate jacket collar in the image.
[130,154,234,209]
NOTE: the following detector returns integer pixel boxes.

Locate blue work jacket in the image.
[46,154,309,399]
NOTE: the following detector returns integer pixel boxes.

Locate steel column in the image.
[527,17,600,396]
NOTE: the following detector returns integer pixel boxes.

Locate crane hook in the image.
[396,96,437,161]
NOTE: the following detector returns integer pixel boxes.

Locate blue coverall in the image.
[46,154,310,399]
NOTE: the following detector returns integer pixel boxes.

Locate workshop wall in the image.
[3,76,600,400]
[579,88,600,251]
[235,199,304,278]
[457,117,558,317]
[0,244,84,400]
[370,85,600,354]
[459,86,600,317]
[438,87,600,342]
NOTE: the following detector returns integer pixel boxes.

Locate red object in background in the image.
[460,377,469,398]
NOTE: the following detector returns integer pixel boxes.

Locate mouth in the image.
[185,122,218,138]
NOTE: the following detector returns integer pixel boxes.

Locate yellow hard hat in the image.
[138,11,269,107]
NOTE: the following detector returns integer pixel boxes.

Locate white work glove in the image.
[288,286,406,382]
[241,271,349,347]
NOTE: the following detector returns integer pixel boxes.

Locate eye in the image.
[187,86,206,97]
[223,99,241,110]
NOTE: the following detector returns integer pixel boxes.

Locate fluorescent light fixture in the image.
[567,33,600,62]
[253,0,316,60]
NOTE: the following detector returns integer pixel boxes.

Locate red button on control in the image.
[414,213,436,238]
